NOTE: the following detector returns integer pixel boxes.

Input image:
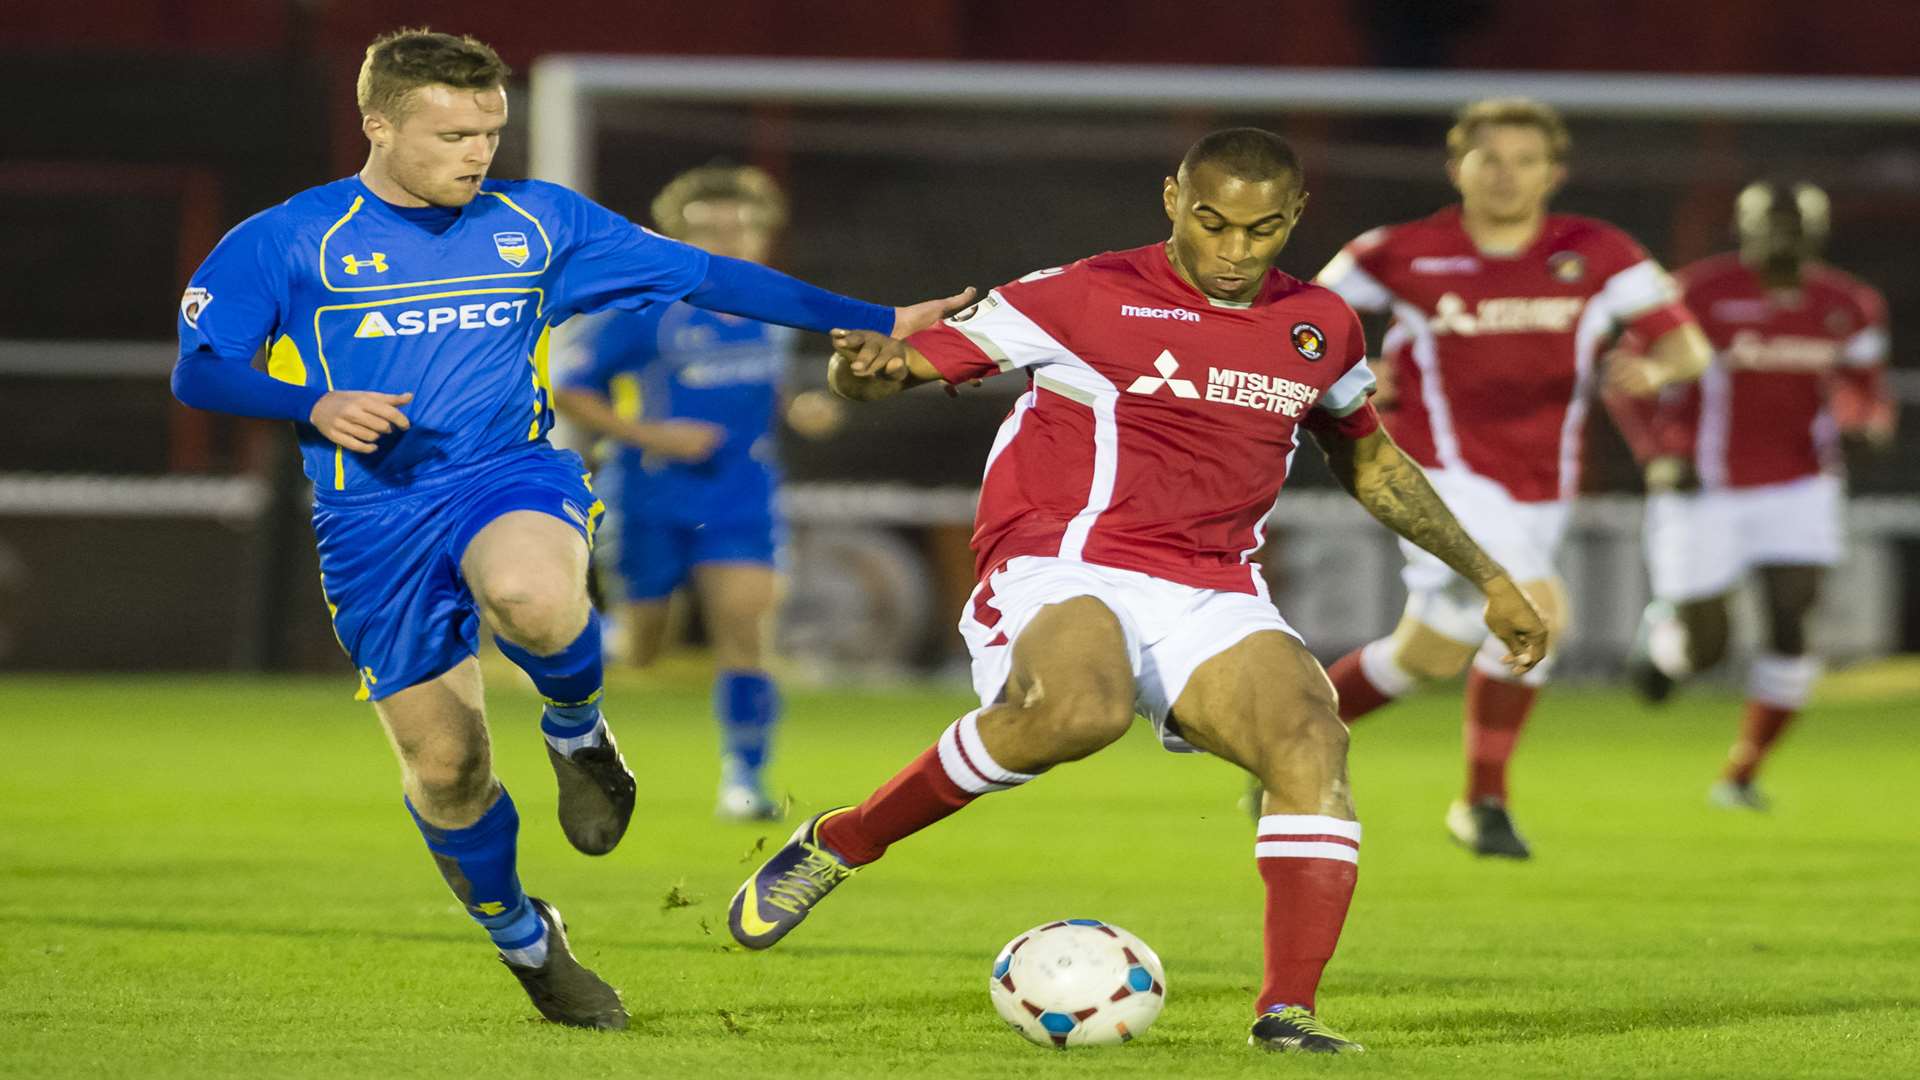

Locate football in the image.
[988,919,1167,1048]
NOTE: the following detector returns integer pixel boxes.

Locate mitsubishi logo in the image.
[1125,350,1200,398]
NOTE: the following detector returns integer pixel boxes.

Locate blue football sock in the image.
[407,788,549,967]
[497,612,608,752]
[716,669,779,780]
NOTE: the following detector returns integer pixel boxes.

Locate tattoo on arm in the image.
[1322,430,1506,587]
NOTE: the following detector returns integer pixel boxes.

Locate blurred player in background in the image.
[554,164,844,822]
[1314,98,1711,859]
[1610,180,1894,810]
[727,128,1549,1054]
[170,29,966,1030]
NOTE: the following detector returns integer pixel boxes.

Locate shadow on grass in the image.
[13,913,976,962]
[1393,995,1907,1047]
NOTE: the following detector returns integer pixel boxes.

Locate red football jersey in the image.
[909,243,1377,596]
[1317,207,1693,503]
[1657,254,1889,489]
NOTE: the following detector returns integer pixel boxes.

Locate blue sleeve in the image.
[555,306,668,394]
[177,211,287,364]
[545,185,711,322]
[172,349,325,421]
[686,255,893,334]
[172,211,318,420]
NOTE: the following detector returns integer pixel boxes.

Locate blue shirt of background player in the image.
[561,304,797,528]
[177,175,712,495]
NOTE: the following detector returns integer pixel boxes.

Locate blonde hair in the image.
[356,28,511,121]
[651,164,789,238]
[1446,97,1571,161]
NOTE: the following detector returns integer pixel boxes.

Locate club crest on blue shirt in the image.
[180,286,213,328]
[494,231,531,268]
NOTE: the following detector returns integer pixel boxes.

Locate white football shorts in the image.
[1397,468,1572,645]
[1646,473,1843,603]
[957,556,1302,754]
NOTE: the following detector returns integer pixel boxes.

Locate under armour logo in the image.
[341,252,389,276]
[1125,350,1200,398]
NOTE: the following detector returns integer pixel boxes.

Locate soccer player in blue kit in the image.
[554,164,833,822]
[170,29,968,1030]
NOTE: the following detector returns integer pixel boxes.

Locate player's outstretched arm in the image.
[825,329,945,403]
[677,254,976,340]
[1314,424,1550,673]
[550,387,722,462]
[1604,322,1712,398]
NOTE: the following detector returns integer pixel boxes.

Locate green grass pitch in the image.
[3,664,1916,1078]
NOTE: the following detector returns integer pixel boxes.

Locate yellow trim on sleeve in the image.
[266,336,308,385]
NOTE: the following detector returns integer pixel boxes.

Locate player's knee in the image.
[708,613,767,669]
[1767,620,1809,657]
[479,572,587,653]
[1029,676,1134,758]
[1272,692,1348,763]
[1680,601,1732,669]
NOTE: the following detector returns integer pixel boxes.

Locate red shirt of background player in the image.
[1651,253,1890,489]
[906,242,1378,596]
[1319,206,1693,502]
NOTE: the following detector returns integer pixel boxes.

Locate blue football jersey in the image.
[177,175,710,494]
[560,303,796,527]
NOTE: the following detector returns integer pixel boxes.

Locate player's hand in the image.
[1643,455,1699,494]
[309,390,413,453]
[890,286,978,338]
[832,329,915,381]
[785,389,846,440]
[1481,577,1550,676]
[1602,347,1670,398]
[632,419,725,462]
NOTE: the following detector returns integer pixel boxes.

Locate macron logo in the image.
[1120,304,1201,323]
[1125,350,1200,398]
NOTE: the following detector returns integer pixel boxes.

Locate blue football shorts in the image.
[617,517,781,602]
[312,443,604,701]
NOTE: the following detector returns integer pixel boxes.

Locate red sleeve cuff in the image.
[1304,399,1381,441]
[907,323,998,384]
[1626,302,1694,343]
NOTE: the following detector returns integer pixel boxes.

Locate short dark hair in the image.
[357,28,511,121]
[1178,128,1302,187]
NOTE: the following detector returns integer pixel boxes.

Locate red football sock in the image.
[1255,814,1360,1014]
[1724,701,1795,785]
[1327,647,1394,724]
[818,710,1035,866]
[1463,667,1538,804]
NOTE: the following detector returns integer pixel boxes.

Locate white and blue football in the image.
[988,919,1167,1048]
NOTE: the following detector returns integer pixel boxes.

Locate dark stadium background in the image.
[2,0,1916,673]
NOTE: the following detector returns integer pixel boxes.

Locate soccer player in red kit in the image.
[726,129,1550,1054]
[1613,180,1894,810]
[1313,98,1713,859]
